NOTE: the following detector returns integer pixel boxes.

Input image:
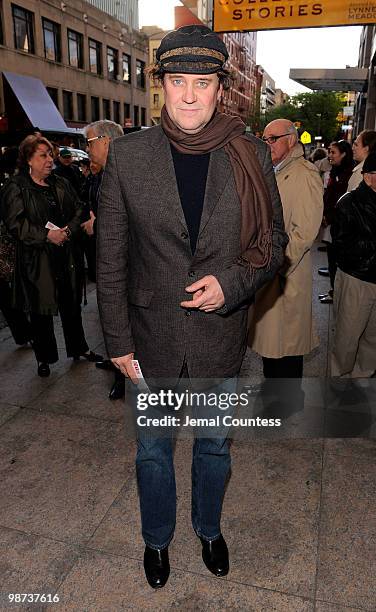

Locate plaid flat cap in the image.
[156,25,229,74]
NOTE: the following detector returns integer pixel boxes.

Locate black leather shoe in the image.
[320,294,333,304]
[200,534,229,577]
[37,362,50,377]
[109,378,125,400]
[95,359,115,371]
[318,267,330,277]
[143,546,170,589]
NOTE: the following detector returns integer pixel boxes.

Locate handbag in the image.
[0,224,16,282]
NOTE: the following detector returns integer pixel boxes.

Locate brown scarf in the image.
[161,105,273,270]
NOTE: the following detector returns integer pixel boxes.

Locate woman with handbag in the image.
[0,135,102,377]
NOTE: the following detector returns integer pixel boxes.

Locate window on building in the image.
[107,47,118,80]
[12,4,34,53]
[91,96,99,121]
[103,99,111,119]
[89,38,102,75]
[141,107,146,126]
[42,18,61,62]
[134,105,139,126]
[136,59,145,89]
[153,94,159,108]
[63,90,73,121]
[47,87,59,109]
[124,103,131,124]
[77,94,86,122]
[68,29,83,69]
[122,53,131,83]
[113,101,120,125]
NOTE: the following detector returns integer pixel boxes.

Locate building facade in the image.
[141,26,167,126]
[0,0,149,133]
[354,24,376,133]
[86,0,139,30]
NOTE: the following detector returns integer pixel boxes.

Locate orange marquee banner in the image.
[213,0,376,32]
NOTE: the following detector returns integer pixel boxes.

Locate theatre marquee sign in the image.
[213,0,376,32]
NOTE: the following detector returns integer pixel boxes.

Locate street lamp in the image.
[316,113,322,138]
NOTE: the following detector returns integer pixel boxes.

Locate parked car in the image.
[58,146,88,161]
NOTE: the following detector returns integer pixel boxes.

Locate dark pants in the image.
[0,279,32,345]
[82,235,96,283]
[262,355,304,379]
[326,243,337,290]
[30,275,88,363]
[134,371,235,549]
[261,356,305,417]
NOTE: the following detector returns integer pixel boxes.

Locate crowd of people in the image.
[0,125,375,382]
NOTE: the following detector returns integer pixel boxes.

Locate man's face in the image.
[364,171,376,191]
[352,135,369,163]
[86,128,110,168]
[263,124,295,165]
[163,73,223,135]
[59,155,73,166]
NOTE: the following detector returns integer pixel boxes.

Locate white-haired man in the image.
[248,118,323,379]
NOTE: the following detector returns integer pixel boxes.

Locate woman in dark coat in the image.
[320,140,353,303]
[0,135,101,376]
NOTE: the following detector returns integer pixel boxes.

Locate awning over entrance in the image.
[289,68,368,92]
[2,71,67,130]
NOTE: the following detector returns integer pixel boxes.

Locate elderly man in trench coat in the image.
[248,119,323,379]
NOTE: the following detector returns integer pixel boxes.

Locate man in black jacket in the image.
[81,120,125,399]
[53,149,82,195]
[331,151,376,377]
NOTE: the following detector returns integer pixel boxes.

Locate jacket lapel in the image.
[148,127,188,231]
[198,148,232,238]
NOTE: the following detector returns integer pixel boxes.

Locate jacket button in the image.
[188,271,195,278]
[181,231,188,239]
[185,310,191,316]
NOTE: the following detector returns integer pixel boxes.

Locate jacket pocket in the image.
[128,287,154,308]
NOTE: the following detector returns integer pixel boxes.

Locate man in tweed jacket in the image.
[97,25,287,589]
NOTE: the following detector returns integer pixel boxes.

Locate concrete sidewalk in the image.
[0,248,375,611]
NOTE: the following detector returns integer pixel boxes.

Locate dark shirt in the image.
[34,183,63,228]
[171,145,210,254]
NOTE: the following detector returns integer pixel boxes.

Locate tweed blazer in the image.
[96,125,287,379]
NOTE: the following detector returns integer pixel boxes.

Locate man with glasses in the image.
[249,118,323,380]
[81,120,125,399]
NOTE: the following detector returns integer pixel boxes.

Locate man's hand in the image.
[81,210,96,236]
[180,275,225,313]
[111,352,139,384]
[47,228,68,246]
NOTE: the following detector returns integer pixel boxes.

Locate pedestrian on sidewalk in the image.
[0,135,102,377]
[80,120,125,400]
[248,119,323,380]
[319,140,353,304]
[331,152,376,377]
[96,24,287,589]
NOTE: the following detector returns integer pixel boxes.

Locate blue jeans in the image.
[134,378,235,550]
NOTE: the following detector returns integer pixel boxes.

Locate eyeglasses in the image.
[262,133,291,145]
[85,135,106,146]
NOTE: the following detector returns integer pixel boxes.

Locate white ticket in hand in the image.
[45,221,61,230]
[132,359,151,392]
